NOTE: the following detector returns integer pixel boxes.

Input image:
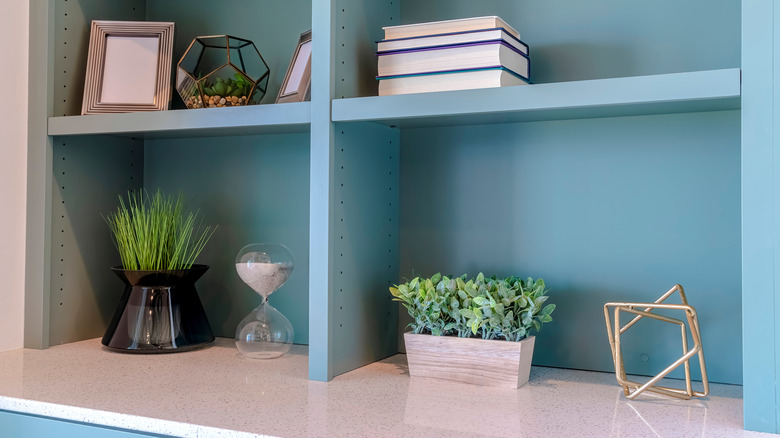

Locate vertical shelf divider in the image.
[308,0,337,381]
[308,0,402,380]
[25,0,55,349]
[742,0,780,432]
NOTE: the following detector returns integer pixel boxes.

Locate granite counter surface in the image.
[0,338,768,437]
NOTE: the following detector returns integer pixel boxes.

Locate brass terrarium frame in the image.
[177,35,270,108]
[604,284,709,400]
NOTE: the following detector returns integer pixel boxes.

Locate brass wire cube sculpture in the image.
[176,35,270,109]
[604,284,709,400]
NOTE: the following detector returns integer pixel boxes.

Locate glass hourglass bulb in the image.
[234,243,294,359]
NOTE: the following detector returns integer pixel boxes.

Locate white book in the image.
[377,41,529,79]
[377,28,528,56]
[383,16,520,40]
[378,67,530,96]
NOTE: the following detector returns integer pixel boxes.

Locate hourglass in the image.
[234,243,294,359]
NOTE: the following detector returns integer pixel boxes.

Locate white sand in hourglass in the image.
[236,261,292,298]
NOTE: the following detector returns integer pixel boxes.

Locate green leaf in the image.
[516,295,528,307]
[458,290,468,300]
[471,319,479,335]
[459,309,475,319]
[474,308,483,319]
[534,296,549,307]
[476,272,485,284]
[542,303,556,315]
[473,297,489,306]
[539,314,553,323]
[431,272,442,284]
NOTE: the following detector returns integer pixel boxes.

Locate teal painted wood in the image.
[742,0,777,432]
[309,0,335,381]
[143,133,311,343]
[50,135,143,346]
[774,2,780,431]
[53,0,145,118]
[331,69,741,127]
[321,0,403,379]
[48,103,311,138]
[331,122,400,376]
[25,0,55,349]
[399,111,741,384]
[334,0,398,99]
[0,410,171,438]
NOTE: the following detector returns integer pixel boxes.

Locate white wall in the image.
[0,2,29,351]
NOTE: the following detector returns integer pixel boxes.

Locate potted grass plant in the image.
[102,189,217,353]
[390,273,555,388]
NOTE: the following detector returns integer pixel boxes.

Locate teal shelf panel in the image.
[48,102,311,138]
[331,69,741,127]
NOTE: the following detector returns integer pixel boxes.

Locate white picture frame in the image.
[276,30,312,104]
[81,21,175,115]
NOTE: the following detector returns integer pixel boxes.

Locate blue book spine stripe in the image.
[376,66,532,84]
[377,27,530,54]
[377,39,530,60]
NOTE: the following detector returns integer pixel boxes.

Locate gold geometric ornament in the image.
[604,284,709,400]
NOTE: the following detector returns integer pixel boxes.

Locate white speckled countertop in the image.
[0,338,772,437]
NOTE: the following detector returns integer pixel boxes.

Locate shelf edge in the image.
[48,102,312,137]
[331,69,742,124]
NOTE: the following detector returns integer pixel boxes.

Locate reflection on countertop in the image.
[0,338,771,437]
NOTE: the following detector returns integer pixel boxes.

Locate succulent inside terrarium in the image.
[196,73,257,108]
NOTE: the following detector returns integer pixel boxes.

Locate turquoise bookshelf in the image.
[22,0,780,433]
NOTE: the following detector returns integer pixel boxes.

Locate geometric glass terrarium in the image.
[234,243,294,359]
[176,35,270,109]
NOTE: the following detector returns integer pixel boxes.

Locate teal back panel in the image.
[401,0,740,83]
[400,111,741,384]
[144,134,311,344]
[146,0,312,107]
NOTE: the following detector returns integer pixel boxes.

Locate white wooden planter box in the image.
[404,333,536,389]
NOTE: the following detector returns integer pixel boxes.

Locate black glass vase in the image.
[102,264,215,353]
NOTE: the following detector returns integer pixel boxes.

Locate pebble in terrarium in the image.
[234,243,294,359]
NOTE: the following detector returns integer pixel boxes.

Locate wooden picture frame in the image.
[276,30,312,104]
[81,21,175,115]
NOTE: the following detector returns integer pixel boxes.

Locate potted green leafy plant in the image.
[390,272,555,388]
[102,189,217,353]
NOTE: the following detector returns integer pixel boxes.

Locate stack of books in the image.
[376,16,531,96]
